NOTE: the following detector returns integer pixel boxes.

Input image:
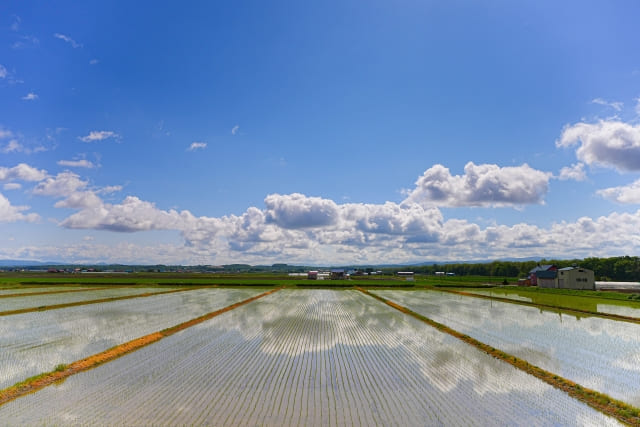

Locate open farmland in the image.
[0,288,266,389]
[373,289,640,407]
[0,286,184,313]
[0,287,632,425]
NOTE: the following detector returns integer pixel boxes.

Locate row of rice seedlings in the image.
[0,289,621,425]
[373,289,640,408]
[0,287,181,313]
[0,288,265,389]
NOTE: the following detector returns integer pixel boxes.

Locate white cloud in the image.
[188,142,207,151]
[0,192,39,223]
[591,98,623,111]
[558,163,587,181]
[264,193,339,229]
[636,97,640,117]
[0,65,7,79]
[597,179,640,204]
[89,59,99,65]
[53,33,82,48]
[2,140,23,153]
[57,159,95,168]
[40,182,640,264]
[54,191,104,209]
[403,162,551,208]
[79,131,119,142]
[231,125,239,135]
[0,163,47,182]
[557,120,640,172]
[61,196,187,232]
[98,185,123,194]
[3,183,21,191]
[21,92,38,101]
[33,171,87,197]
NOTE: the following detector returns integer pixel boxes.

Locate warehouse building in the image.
[536,266,595,290]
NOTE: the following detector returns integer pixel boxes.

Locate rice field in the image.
[0,286,99,295]
[0,289,622,426]
[373,289,640,407]
[0,288,265,389]
[0,287,182,312]
[464,288,640,318]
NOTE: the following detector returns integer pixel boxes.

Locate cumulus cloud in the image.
[0,163,47,182]
[403,162,551,208]
[53,33,82,48]
[0,193,39,223]
[557,120,640,172]
[558,163,587,181]
[264,193,339,229]
[61,196,187,232]
[40,181,640,264]
[187,142,207,151]
[597,179,640,204]
[591,98,623,111]
[57,159,95,168]
[54,191,104,209]
[21,92,38,101]
[79,131,119,142]
[33,171,87,197]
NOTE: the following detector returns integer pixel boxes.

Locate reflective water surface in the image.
[375,289,640,407]
[0,290,620,426]
[0,288,264,389]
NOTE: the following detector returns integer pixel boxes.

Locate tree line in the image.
[382,256,640,281]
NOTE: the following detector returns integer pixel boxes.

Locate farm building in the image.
[330,269,345,280]
[536,266,595,290]
[529,265,557,286]
[307,271,318,280]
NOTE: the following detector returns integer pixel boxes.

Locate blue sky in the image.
[2,1,640,265]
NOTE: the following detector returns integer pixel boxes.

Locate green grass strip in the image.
[439,288,640,325]
[0,286,283,407]
[355,287,640,426]
[0,287,204,317]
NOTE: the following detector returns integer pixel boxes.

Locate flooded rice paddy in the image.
[374,289,640,407]
[0,288,625,425]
